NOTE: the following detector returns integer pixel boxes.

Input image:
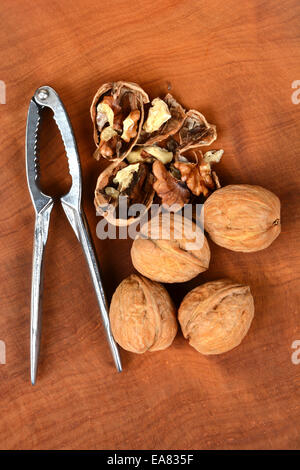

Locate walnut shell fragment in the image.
[90,81,149,161]
[94,159,154,226]
[204,184,281,252]
[177,109,217,152]
[178,279,254,355]
[131,213,211,283]
[109,274,178,353]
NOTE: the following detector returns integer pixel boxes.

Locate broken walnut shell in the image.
[94,159,155,226]
[178,279,254,355]
[109,274,178,353]
[204,184,281,252]
[131,213,211,283]
[178,109,217,151]
[91,81,149,161]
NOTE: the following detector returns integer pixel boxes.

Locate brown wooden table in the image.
[0,0,299,450]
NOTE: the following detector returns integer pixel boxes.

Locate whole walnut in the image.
[109,274,177,353]
[131,213,211,283]
[204,184,281,252]
[178,279,254,355]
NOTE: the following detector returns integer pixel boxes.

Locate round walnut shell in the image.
[131,213,211,283]
[109,274,178,353]
[178,279,254,355]
[94,159,155,226]
[203,184,281,252]
[90,81,149,161]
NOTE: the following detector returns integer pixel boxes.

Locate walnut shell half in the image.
[131,213,211,283]
[178,279,254,354]
[91,81,149,161]
[109,274,177,353]
[204,184,281,252]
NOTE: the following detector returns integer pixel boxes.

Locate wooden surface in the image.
[0,0,299,450]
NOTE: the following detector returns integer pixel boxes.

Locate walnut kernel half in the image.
[143,98,171,133]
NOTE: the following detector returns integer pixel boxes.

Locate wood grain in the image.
[0,0,299,450]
